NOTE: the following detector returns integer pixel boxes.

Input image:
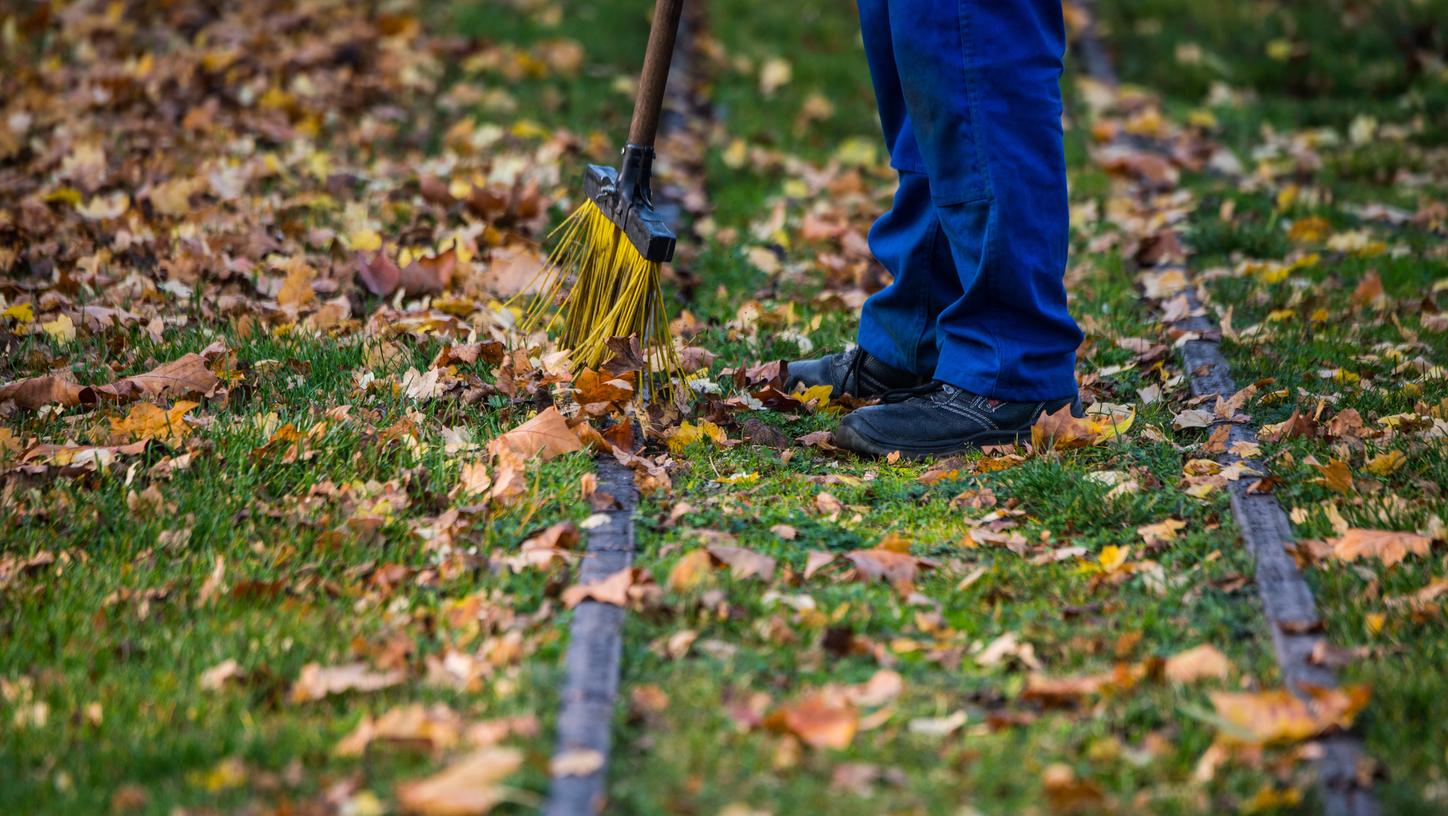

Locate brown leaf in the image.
[803,550,836,579]
[357,250,402,297]
[335,704,463,757]
[81,347,224,405]
[560,567,656,609]
[479,244,541,297]
[1209,685,1371,745]
[1330,528,1432,567]
[844,548,933,588]
[0,375,83,410]
[1163,644,1233,683]
[707,545,777,581]
[487,407,583,461]
[1312,459,1354,494]
[395,747,522,815]
[289,662,406,703]
[772,690,857,750]
[667,549,714,592]
[399,248,457,297]
[573,369,635,405]
[1031,404,1131,451]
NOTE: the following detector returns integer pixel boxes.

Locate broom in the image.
[522,0,686,399]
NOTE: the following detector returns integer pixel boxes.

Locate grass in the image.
[2,0,1443,813]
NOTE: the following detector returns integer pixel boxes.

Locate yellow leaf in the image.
[1364,449,1405,476]
[4,303,35,323]
[277,260,316,309]
[110,401,199,447]
[718,472,758,486]
[794,383,832,409]
[41,313,76,343]
[759,57,793,95]
[1097,545,1130,573]
[1209,685,1369,745]
[667,420,728,454]
[347,228,383,252]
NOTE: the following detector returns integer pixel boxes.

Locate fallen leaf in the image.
[1164,644,1233,683]
[773,690,856,750]
[1208,685,1371,745]
[110,400,199,447]
[395,747,522,815]
[1330,528,1431,567]
[844,548,933,588]
[289,662,406,703]
[707,545,777,581]
[488,407,583,461]
[549,748,605,777]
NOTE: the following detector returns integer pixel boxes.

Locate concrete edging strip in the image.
[543,456,639,816]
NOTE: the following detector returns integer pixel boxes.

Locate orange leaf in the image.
[1330,528,1431,567]
[487,407,583,462]
[395,747,522,815]
[1209,685,1370,745]
[774,691,857,750]
[1164,644,1233,683]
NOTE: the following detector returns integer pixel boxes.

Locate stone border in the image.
[1175,291,1378,815]
[544,2,709,809]
[543,456,638,816]
[1071,4,1378,812]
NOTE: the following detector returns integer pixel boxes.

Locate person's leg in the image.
[786,0,950,398]
[855,172,960,378]
[886,0,1082,401]
[834,0,1083,456]
[852,0,964,378]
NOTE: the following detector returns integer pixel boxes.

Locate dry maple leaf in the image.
[1208,685,1370,745]
[1021,673,1107,707]
[395,747,523,816]
[771,690,858,750]
[0,375,84,410]
[1031,404,1133,452]
[1330,528,1432,567]
[81,346,224,405]
[1163,644,1233,683]
[666,549,714,592]
[844,548,933,588]
[560,567,656,609]
[110,401,199,447]
[706,545,777,581]
[335,704,463,757]
[289,662,406,703]
[549,748,605,777]
[487,407,583,461]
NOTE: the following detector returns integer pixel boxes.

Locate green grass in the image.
[4,0,1444,812]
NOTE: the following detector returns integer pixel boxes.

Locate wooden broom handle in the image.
[626,0,685,147]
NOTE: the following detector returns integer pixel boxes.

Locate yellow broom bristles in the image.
[519,199,682,401]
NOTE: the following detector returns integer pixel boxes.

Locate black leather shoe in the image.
[785,347,930,399]
[834,383,1082,459]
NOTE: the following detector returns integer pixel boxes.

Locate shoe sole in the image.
[833,423,1029,460]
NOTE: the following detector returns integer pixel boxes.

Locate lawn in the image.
[1,0,1444,814]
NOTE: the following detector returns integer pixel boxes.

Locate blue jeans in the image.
[854,0,1083,401]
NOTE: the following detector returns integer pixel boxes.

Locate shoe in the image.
[785,346,930,399]
[834,382,1082,459]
